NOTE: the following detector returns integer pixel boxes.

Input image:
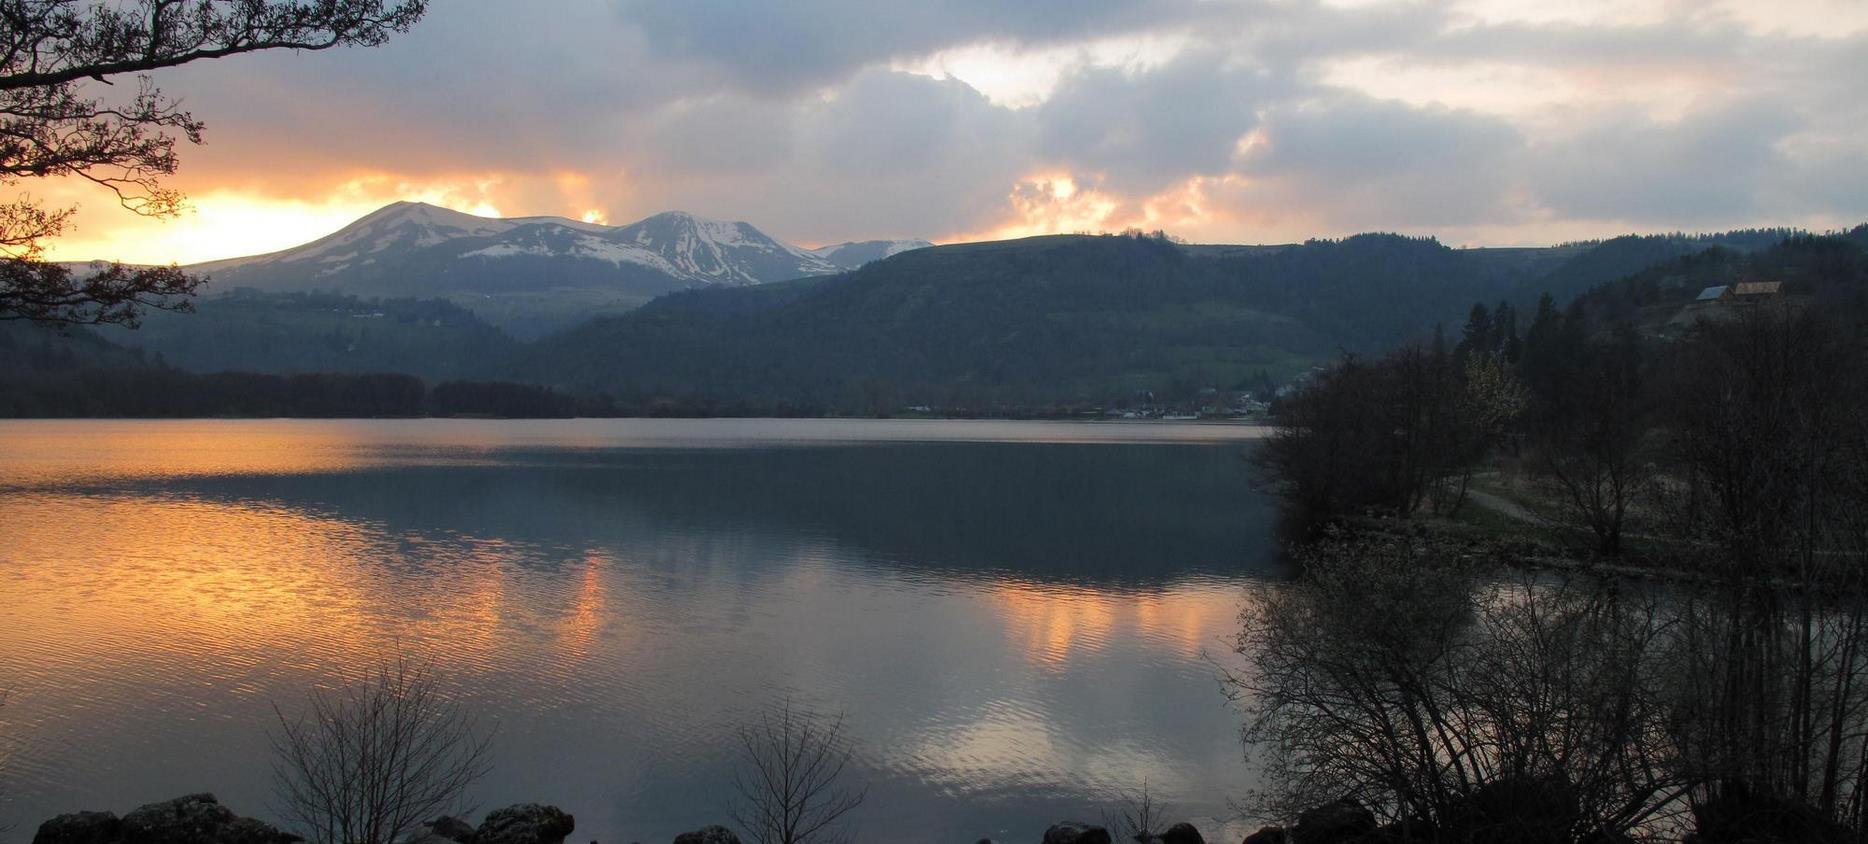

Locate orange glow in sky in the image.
[38,176,522,265]
[18,0,1867,263]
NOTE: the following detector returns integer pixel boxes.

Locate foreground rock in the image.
[672,825,742,844]
[1240,827,1287,844]
[1291,799,1375,844]
[34,794,298,844]
[32,811,124,844]
[1690,782,1858,844]
[427,815,479,843]
[1157,822,1205,844]
[419,805,575,844]
[1043,821,1113,844]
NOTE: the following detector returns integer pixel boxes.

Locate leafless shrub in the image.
[731,699,867,844]
[270,656,494,844]
[1105,780,1168,842]
[1227,535,1686,841]
[1655,306,1868,829]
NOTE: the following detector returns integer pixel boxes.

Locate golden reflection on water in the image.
[993,583,1121,669]
[558,552,611,667]
[0,417,1270,489]
[0,419,1268,843]
[897,578,1256,815]
[3,495,385,676]
[990,580,1243,669]
[0,421,381,486]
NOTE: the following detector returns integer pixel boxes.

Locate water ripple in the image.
[0,420,1281,844]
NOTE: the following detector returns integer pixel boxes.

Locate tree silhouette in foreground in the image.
[732,699,867,844]
[0,0,426,326]
[270,656,492,844]
[1229,534,1683,841]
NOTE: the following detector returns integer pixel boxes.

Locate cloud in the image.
[612,0,1197,94]
[1228,94,1527,229]
[31,0,1868,262]
[1036,48,1284,194]
[615,70,1035,242]
[1528,99,1798,224]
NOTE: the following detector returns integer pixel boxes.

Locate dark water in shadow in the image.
[0,419,1280,843]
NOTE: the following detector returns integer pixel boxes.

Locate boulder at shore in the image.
[33,794,297,844]
[1291,799,1376,844]
[1043,821,1113,844]
[427,815,479,843]
[672,825,743,844]
[474,804,576,844]
[1157,822,1205,844]
[1240,827,1287,844]
[33,796,581,844]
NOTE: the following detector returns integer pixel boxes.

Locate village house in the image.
[1671,280,1786,327]
[1731,280,1783,302]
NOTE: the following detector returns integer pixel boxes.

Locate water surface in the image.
[0,419,1278,843]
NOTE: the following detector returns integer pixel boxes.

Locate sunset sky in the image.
[35,0,1868,264]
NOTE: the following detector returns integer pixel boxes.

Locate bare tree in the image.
[1528,325,1650,557]
[1254,344,1525,532]
[1105,780,1167,842]
[732,699,867,844]
[1227,534,1686,841]
[0,0,426,326]
[270,656,493,844]
[1656,305,1868,830]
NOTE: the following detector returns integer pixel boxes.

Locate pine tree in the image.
[1456,302,1493,359]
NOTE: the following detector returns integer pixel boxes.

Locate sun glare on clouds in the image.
[42,191,395,266]
[40,175,550,265]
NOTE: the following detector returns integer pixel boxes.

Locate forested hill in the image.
[96,290,518,382]
[17,224,1846,416]
[1564,227,1868,330]
[506,227,1813,409]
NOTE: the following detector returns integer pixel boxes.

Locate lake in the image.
[0,418,1280,843]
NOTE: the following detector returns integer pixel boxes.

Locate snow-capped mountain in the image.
[808,238,935,270]
[191,202,928,337]
[607,211,839,284]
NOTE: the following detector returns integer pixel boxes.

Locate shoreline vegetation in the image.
[25,793,1218,844]
[1243,266,1868,842]
[0,367,1276,422]
[22,662,1220,844]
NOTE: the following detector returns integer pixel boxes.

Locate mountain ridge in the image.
[503,226,1859,411]
[183,201,933,337]
[33,221,1858,416]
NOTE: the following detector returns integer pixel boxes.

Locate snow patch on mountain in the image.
[809,238,935,270]
[462,233,684,274]
[178,201,935,336]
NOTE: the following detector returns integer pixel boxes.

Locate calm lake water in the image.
[0,419,1279,843]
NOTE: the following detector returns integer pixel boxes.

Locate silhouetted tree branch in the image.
[0,257,194,325]
[0,0,425,325]
[732,699,867,844]
[270,655,493,844]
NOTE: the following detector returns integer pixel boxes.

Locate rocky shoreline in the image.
[49,790,1827,844]
[29,793,1247,844]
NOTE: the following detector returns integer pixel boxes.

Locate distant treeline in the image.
[1259,232,1868,544]
[0,369,608,418]
[0,366,1171,420]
